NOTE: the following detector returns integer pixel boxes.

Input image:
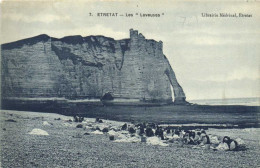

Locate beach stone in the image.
[30,161,38,167]
[98,119,103,123]
[5,119,16,122]
[54,118,61,120]
[73,133,82,138]
[109,135,115,141]
[102,128,109,133]
[84,132,90,135]
[141,136,147,142]
[3,128,6,131]
[76,124,83,128]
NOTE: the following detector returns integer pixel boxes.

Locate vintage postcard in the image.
[0,0,259,167]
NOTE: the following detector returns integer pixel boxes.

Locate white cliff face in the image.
[1,30,186,103]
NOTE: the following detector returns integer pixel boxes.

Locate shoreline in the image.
[1,105,259,128]
[1,99,259,128]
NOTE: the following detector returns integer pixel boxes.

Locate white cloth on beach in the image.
[43,121,51,126]
[146,137,169,147]
[216,142,229,151]
[28,128,49,136]
[114,136,140,143]
[235,138,244,145]
[92,130,103,135]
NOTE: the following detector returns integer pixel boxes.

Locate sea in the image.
[188,97,260,106]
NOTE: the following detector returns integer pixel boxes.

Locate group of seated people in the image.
[123,122,240,151]
[73,115,84,122]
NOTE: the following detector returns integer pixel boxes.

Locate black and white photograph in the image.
[0,0,259,167]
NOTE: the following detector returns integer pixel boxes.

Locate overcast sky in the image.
[1,0,259,100]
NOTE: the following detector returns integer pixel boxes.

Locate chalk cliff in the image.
[1,29,187,104]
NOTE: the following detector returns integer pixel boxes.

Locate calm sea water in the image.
[188,97,260,106]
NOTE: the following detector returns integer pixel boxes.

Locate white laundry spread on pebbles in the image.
[146,137,169,147]
[208,135,220,144]
[63,122,74,127]
[235,138,245,145]
[114,136,140,143]
[28,128,49,136]
[108,130,118,136]
[216,142,229,151]
[43,121,51,126]
[172,134,179,139]
[45,114,249,150]
[92,130,103,135]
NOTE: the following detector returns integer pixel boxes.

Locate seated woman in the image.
[200,134,210,145]
[194,132,202,144]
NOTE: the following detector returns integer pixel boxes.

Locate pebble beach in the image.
[1,110,260,168]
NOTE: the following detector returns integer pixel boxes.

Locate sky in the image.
[1,0,259,100]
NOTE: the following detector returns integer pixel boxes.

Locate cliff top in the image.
[1,34,116,50]
[1,29,162,50]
